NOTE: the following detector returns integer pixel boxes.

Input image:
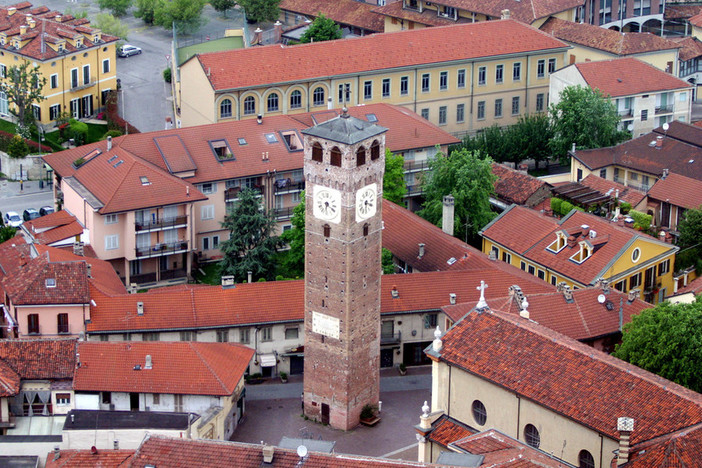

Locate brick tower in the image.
[301,109,387,430]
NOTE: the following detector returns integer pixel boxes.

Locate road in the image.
[0,180,54,217]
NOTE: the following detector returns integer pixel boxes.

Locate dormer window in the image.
[547,231,567,253]
[45,278,56,288]
[279,130,302,152]
[570,241,592,264]
[209,139,234,160]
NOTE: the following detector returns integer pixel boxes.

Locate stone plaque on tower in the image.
[301,108,387,430]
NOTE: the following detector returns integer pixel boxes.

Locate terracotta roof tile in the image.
[647,172,702,210]
[427,414,477,447]
[665,4,702,20]
[73,341,253,396]
[0,359,20,397]
[436,308,702,444]
[689,12,702,27]
[626,423,702,467]
[491,163,551,206]
[671,36,702,61]
[579,174,645,207]
[0,338,76,380]
[573,58,690,98]
[449,430,568,467]
[44,449,135,468]
[22,211,84,246]
[279,0,384,32]
[674,276,702,296]
[196,20,568,91]
[371,1,471,26]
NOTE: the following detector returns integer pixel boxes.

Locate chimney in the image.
[432,326,442,352]
[391,286,399,299]
[257,114,262,124]
[262,445,275,463]
[53,446,60,461]
[449,293,456,305]
[556,281,568,292]
[662,168,669,179]
[20,25,27,35]
[501,8,510,19]
[113,440,119,450]
[73,241,84,256]
[128,283,137,294]
[566,235,577,248]
[107,135,112,151]
[8,7,17,16]
[563,285,574,303]
[598,278,610,293]
[519,299,529,319]
[418,243,425,259]
[655,136,663,149]
[253,27,263,45]
[617,417,635,465]
[86,263,92,278]
[137,301,144,315]
[627,289,640,302]
[28,18,36,29]
[274,21,282,43]
[442,195,455,236]
[55,14,61,22]
[221,275,236,288]
[581,224,590,237]
[327,96,333,110]
[145,354,152,369]
[248,271,253,283]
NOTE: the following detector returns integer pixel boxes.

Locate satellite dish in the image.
[663,122,670,132]
[297,445,308,458]
[597,294,606,304]
[627,124,633,132]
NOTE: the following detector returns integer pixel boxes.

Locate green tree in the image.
[509,113,553,169]
[383,148,406,204]
[299,14,342,43]
[95,13,129,39]
[219,188,281,282]
[549,85,629,164]
[7,134,29,158]
[211,0,237,17]
[418,148,496,243]
[152,0,207,32]
[0,61,46,129]
[676,207,702,272]
[238,0,280,23]
[382,248,395,274]
[0,226,17,243]
[279,191,306,278]
[134,0,157,24]
[98,0,133,16]
[614,297,702,393]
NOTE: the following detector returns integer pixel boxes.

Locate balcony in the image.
[655,105,673,115]
[70,76,97,92]
[404,160,430,173]
[135,215,187,232]
[618,109,633,118]
[274,179,305,195]
[225,185,263,202]
[274,206,295,220]
[381,331,401,345]
[406,184,423,196]
[136,241,189,259]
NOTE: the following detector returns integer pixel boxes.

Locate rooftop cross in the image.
[476,280,489,309]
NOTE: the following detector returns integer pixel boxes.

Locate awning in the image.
[259,354,277,367]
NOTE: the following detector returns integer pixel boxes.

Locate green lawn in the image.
[193,262,221,285]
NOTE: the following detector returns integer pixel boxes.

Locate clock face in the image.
[313,185,341,224]
[356,183,377,222]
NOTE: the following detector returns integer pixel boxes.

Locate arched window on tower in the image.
[370,140,380,160]
[312,142,323,162]
[330,147,342,167]
[356,146,366,167]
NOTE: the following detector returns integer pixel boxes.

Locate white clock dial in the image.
[355,183,377,222]
[313,185,341,224]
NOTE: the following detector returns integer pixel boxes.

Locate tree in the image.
[613,297,702,393]
[549,85,629,164]
[299,14,342,43]
[418,148,496,244]
[7,134,29,158]
[219,188,281,282]
[98,0,133,16]
[383,148,406,204]
[238,0,280,23]
[508,113,553,170]
[211,0,237,17]
[0,61,46,128]
[382,248,395,274]
[676,207,702,272]
[0,226,17,244]
[153,0,207,32]
[279,191,306,278]
[95,13,129,39]
[134,0,156,24]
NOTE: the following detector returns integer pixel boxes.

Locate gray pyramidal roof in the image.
[302,108,387,145]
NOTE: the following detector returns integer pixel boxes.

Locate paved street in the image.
[0,179,54,218]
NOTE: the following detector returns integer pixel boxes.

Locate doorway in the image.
[380,348,394,368]
[321,403,330,425]
[129,393,139,411]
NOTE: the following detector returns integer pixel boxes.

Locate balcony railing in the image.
[655,105,673,115]
[381,331,401,345]
[404,160,430,173]
[274,207,295,220]
[135,215,187,232]
[618,109,633,118]
[274,179,305,195]
[406,184,423,196]
[136,241,189,259]
[70,76,97,92]
[160,268,187,281]
[128,272,157,284]
[225,186,263,202]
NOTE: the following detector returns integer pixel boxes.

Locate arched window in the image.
[243,96,256,115]
[471,400,487,426]
[312,142,323,162]
[578,450,595,468]
[524,424,540,448]
[313,87,325,106]
[323,224,331,238]
[370,140,380,160]
[330,146,342,167]
[220,98,232,118]
[290,90,302,109]
[267,93,279,112]
[363,223,369,237]
[356,147,366,167]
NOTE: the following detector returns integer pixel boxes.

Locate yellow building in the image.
[0,3,118,127]
[479,204,678,304]
[177,19,570,136]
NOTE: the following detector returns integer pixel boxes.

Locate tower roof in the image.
[302,108,387,145]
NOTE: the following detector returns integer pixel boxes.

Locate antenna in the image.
[296,445,308,458]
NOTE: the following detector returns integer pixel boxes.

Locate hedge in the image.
[629,210,652,231]
[0,130,52,153]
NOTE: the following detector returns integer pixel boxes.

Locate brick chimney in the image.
[562,285,574,303]
[567,235,577,248]
[581,224,590,237]
[627,289,640,302]
[655,136,663,149]
[617,417,635,465]
[274,21,282,43]
[262,445,274,463]
[418,243,425,259]
[442,195,454,236]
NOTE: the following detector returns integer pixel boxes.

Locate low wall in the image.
[0,152,46,180]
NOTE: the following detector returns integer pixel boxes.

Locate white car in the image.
[4,211,22,227]
[118,45,142,57]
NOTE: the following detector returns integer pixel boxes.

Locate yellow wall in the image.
[565,44,677,74]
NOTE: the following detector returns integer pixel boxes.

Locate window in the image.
[50,73,58,88]
[537,269,545,280]
[356,147,366,166]
[56,393,71,405]
[456,104,465,123]
[548,58,557,73]
[324,224,331,238]
[524,424,540,448]
[152,394,160,405]
[421,73,430,92]
[261,326,273,341]
[536,93,544,112]
[537,59,545,78]
[50,104,61,121]
[495,65,503,83]
[0,64,5,77]
[210,140,233,160]
[400,76,409,95]
[495,99,503,118]
[520,261,526,271]
[478,66,486,85]
[31,104,41,122]
[201,205,215,220]
[199,183,216,194]
[502,251,511,263]
[313,87,325,106]
[100,334,109,341]
[338,83,350,103]
[71,68,79,88]
[528,265,535,275]
[513,62,521,81]
[477,101,485,120]
[614,280,625,292]
[142,332,159,341]
[371,140,380,160]
[364,81,373,100]
[438,106,447,125]
[599,168,607,178]
[285,327,299,340]
[83,64,90,85]
[180,331,196,341]
[243,96,255,115]
[457,69,466,88]
[212,235,220,249]
[28,314,39,334]
[102,58,110,73]
[629,272,642,289]
[421,108,429,120]
[330,147,342,167]
[512,96,520,115]
[551,275,557,285]
[439,71,448,90]
[57,313,69,334]
[174,394,183,412]
[472,400,487,426]
[239,328,250,344]
[578,450,595,468]
[631,247,641,263]
[216,330,229,342]
[220,98,232,118]
[426,313,438,328]
[382,78,390,97]
[105,234,119,250]
[640,109,648,121]
[658,259,670,276]
[267,93,279,112]
[101,392,112,405]
[312,142,323,162]
[202,237,210,251]
[290,90,302,109]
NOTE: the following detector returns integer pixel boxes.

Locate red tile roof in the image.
[671,36,702,61]
[491,163,551,206]
[573,58,690,98]
[73,341,253,396]
[279,0,384,32]
[195,20,568,91]
[689,12,702,28]
[647,172,702,210]
[540,17,680,55]
[0,359,20,397]
[626,423,702,467]
[449,430,568,467]
[44,449,135,468]
[673,276,702,297]
[665,4,702,20]
[579,174,645,208]
[22,210,84,246]
[435,308,702,445]
[371,1,472,27]
[427,414,476,447]
[0,338,77,380]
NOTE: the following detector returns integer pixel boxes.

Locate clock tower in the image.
[301,109,387,430]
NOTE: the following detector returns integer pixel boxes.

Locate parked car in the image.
[39,206,55,216]
[4,211,22,227]
[118,45,142,57]
[23,208,40,222]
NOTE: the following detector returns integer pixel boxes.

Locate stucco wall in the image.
[0,153,47,180]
